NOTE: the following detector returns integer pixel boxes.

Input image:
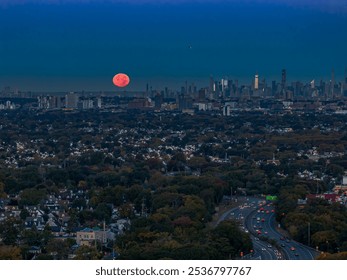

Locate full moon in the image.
[113,73,130,87]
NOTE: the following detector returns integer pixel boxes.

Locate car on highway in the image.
[267,244,272,248]
[290,247,295,251]
[261,248,266,251]
[281,244,285,247]
[255,237,259,241]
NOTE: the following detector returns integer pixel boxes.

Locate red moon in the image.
[113,73,130,87]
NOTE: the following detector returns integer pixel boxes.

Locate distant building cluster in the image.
[0,100,16,110]
[37,92,102,110]
[297,174,347,207]
[1,68,347,114]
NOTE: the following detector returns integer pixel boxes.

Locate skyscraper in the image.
[209,76,215,94]
[271,81,277,96]
[343,67,347,97]
[281,69,286,90]
[331,68,335,97]
[254,73,259,90]
[154,92,163,110]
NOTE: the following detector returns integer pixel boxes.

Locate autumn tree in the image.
[0,245,22,260]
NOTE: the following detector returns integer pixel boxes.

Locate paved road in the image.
[249,201,319,260]
[219,196,320,260]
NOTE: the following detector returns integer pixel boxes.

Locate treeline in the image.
[276,185,347,254]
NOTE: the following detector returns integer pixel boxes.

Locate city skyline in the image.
[1,0,347,91]
[2,68,346,94]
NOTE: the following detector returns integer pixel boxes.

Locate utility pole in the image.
[103,220,106,245]
[141,197,145,217]
[230,186,233,204]
[308,222,310,246]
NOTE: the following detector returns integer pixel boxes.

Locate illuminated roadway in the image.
[218,197,320,260]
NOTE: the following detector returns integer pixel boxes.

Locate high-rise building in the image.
[209,76,215,94]
[271,81,277,96]
[154,93,163,110]
[65,92,78,109]
[223,104,232,116]
[177,93,193,110]
[77,99,94,110]
[220,78,228,98]
[38,96,62,110]
[95,97,102,109]
[281,69,286,90]
[343,67,347,97]
[234,80,239,97]
[254,74,259,90]
[331,68,335,97]
[198,88,206,101]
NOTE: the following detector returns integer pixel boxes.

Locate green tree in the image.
[94,203,112,222]
[0,182,7,199]
[0,218,23,245]
[73,245,102,260]
[211,221,253,259]
[20,209,30,220]
[19,188,46,206]
[45,239,69,259]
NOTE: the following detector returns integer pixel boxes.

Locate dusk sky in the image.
[0,0,346,91]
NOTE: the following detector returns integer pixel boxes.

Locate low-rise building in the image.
[76,227,115,246]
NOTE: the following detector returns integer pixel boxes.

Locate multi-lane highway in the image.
[218,196,320,260]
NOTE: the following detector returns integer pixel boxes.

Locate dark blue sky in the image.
[0,0,347,91]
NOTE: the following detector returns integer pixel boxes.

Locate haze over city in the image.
[0,0,347,91]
